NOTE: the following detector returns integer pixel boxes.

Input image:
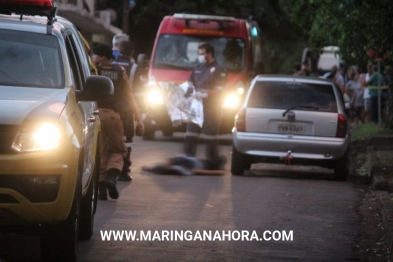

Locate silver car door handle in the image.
[88,116,96,122]
[93,110,100,115]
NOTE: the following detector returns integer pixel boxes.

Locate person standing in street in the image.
[112,40,146,181]
[183,42,227,165]
[292,64,302,76]
[91,44,143,200]
[112,33,129,60]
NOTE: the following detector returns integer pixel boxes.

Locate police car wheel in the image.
[231,145,251,176]
[41,181,81,262]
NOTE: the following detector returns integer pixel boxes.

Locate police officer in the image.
[184,42,227,165]
[112,40,146,181]
[92,44,143,200]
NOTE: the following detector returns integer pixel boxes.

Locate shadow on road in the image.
[142,132,233,145]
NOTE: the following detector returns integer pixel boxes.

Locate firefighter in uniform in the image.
[184,42,227,165]
[91,44,143,200]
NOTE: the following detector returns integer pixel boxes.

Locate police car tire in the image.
[231,145,251,176]
[41,181,81,262]
[79,146,99,240]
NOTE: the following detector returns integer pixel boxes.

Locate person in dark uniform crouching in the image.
[91,44,144,200]
[184,42,227,164]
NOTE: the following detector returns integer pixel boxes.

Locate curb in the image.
[375,191,393,255]
[369,135,393,260]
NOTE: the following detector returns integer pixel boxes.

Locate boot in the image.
[118,147,132,181]
[106,169,119,199]
[98,181,107,200]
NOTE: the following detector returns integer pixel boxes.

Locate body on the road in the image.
[142,154,226,176]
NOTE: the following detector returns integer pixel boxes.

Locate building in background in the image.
[53,0,122,46]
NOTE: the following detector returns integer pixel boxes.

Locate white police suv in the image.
[0,0,113,261]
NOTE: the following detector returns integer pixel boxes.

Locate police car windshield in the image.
[153,34,245,72]
[0,30,64,88]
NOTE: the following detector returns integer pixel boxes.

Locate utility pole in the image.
[122,0,136,35]
[122,0,129,35]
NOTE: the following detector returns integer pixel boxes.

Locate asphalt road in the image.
[0,133,370,261]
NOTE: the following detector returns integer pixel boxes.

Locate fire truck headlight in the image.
[147,90,164,105]
[223,94,239,108]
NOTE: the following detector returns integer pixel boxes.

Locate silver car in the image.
[231,75,357,180]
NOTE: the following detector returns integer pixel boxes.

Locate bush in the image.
[350,122,390,141]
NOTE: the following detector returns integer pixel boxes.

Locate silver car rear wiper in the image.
[282,105,319,117]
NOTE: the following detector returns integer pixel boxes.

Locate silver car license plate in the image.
[277,123,304,134]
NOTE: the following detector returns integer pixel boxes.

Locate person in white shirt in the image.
[363,64,373,122]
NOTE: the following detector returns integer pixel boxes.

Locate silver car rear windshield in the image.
[0,29,64,88]
[248,81,338,113]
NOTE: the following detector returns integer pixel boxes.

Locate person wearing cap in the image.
[91,43,144,200]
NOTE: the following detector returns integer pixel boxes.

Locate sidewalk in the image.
[368,133,393,259]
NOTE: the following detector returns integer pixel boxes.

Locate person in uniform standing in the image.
[112,40,146,181]
[91,44,143,200]
[183,42,227,166]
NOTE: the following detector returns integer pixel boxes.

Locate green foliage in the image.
[283,0,393,66]
[351,122,391,141]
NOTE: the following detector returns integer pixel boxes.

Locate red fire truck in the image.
[143,13,262,139]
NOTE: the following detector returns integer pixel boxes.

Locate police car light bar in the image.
[173,13,236,30]
[173,13,236,22]
[0,0,54,10]
[0,0,56,25]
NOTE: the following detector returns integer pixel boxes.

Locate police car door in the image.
[65,33,96,194]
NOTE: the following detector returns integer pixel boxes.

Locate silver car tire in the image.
[333,152,349,181]
[231,145,251,176]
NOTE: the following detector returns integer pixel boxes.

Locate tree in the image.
[282,0,393,66]
[283,0,393,127]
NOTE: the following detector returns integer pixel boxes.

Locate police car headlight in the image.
[237,87,244,95]
[223,94,240,108]
[12,123,61,152]
[147,90,164,105]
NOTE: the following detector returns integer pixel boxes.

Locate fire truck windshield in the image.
[153,34,245,72]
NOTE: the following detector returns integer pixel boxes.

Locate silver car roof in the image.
[254,75,332,85]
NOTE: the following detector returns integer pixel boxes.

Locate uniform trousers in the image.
[98,108,127,182]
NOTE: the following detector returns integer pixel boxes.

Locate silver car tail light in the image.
[336,114,347,138]
[234,108,246,132]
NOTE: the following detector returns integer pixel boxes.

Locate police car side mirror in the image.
[77,75,114,101]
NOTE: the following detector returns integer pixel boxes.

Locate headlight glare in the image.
[237,87,244,95]
[12,123,61,152]
[147,90,164,104]
[223,94,240,108]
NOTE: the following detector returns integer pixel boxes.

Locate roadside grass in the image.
[350,123,393,177]
[351,122,392,141]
